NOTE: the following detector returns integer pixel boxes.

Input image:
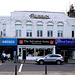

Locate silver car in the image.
[36,54,64,65]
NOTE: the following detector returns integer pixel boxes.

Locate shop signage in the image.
[56,39,75,46]
[29,14,50,19]
[18,39,55,45]
[0,38,17,46]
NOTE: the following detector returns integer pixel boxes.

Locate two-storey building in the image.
[0,11,75,60]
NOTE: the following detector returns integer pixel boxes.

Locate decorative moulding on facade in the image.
[57,21,64,25]
[36,21,43,25]
[26,20,33,25]
[47,21,54,25]
[15,20,22,25]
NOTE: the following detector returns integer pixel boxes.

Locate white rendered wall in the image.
[0,11,75,38]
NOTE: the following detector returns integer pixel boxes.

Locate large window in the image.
[16,30,21,37]
[58,31,63,37]
[3,24,6,36]
[15,24,22,37]
[72,25,75,37]
[57,25,63,37]
[37,25,43,37]
[26,25,32,37]
[47,25,53,37]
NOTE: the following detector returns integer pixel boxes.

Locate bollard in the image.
[15,65,17,75]
[45,64,47,74]
[24,59,25,63]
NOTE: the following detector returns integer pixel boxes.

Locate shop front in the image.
[17,39,55,60]
[0,38,17,60]
[56,39,75,61]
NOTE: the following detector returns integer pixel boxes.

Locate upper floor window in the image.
[3,24,6,36]
[15,22,22,37]
[26,21,32,37]
[57,25,63,37]
[37,21,43,37]
[37,25,43,37]
[47,25,53,37]
[26,25,32,37]
[72,25,75,37]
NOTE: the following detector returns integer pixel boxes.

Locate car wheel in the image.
[39,60,44,65]
[57,60,61,65]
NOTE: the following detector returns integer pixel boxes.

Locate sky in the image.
[0,0,75,16]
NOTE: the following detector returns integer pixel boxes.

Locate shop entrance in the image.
[23,50,26,59]
[60,50,68,62]
[0,46,17,60]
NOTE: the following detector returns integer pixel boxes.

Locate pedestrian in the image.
[1,54,4,63]
[6,53,11,61]
[2,53,6,61]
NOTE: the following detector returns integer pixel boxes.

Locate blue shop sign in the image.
[0,38,17,46]
[56,39,75,46]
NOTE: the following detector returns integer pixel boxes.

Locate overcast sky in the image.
[0,0,75,16]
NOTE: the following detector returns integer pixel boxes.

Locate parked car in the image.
[36,54,64,65]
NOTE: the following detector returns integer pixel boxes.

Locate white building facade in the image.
[0,11,75,60]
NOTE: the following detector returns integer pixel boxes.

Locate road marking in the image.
[18,64,23,72]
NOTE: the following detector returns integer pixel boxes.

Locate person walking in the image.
[7,53,11,61]
[1,54,4,63]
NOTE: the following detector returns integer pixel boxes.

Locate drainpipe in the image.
[53,46,56,54]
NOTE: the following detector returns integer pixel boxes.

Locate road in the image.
[0,63,75,72]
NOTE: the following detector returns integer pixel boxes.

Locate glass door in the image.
[18,48,22,60]
[22,48,26,59]
[60,50,68,62]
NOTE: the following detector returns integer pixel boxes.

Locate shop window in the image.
[36,48,52,56]
[26,48,53,57]
[36,48,44,56]
[26,48,34,56]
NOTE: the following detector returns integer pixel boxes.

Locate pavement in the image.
[0,60,36,64]
[1,59,75,64]
[0,71,75,75]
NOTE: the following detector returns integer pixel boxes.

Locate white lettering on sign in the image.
[56,39,75,44]
[2,40,15,43]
